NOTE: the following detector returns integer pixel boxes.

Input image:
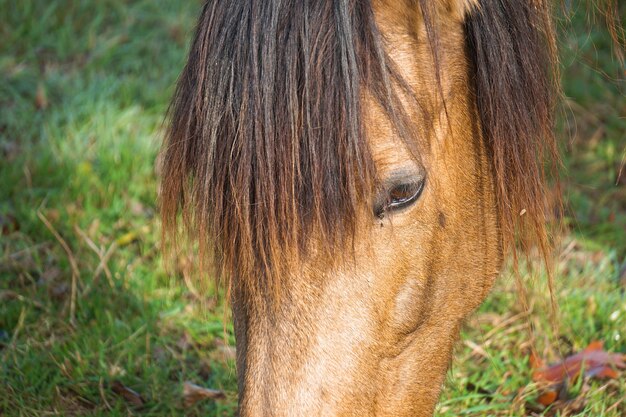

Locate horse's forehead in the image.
[373,0,470,89]
[373,0,478,25]
[365,96,413,173]
[369,0,471,171]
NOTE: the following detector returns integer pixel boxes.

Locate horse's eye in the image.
[374,177,426,218]
[387,180,425,211]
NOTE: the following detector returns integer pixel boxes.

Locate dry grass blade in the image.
[605,396,624,413]
[178,255,201,300]
[183,381,225,407]
[616,145,626,185]
[99,378,113,411]
[111,380,145,407]
[0,290,46,311]
[74,225,115,290]
[37,209,80,326]
[482,310,530,342]
[464,340,490,359]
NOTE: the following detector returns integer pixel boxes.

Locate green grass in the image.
[1,1,624,416]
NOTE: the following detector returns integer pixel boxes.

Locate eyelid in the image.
[373,175,426,218]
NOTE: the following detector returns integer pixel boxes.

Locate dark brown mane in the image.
[160,0,558,299]
[464,0,559,256]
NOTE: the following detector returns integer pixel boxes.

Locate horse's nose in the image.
[232,275,380,417]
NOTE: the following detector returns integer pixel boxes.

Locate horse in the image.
[160,0,559,415]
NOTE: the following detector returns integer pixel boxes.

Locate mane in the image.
[160,0,558,300]
[464,0,559,258]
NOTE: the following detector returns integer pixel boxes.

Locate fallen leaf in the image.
[586,366,619,379]
[111,380,144,407]
[532,341,625,384]
[537,390,558,406]
[530,341,625,407]
[536,395,588,416]
[183,381,225,407]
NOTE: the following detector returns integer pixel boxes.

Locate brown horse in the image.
[160,0,558,415]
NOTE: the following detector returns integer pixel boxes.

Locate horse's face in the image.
[162,0,555,415]
[232,3,500,416]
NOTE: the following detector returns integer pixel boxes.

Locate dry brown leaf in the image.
[183,381,225,407]
[532,341,625,384]
[530,341,625,407]
[537,390,558,406]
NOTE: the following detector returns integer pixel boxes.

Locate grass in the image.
[0,1,624,416]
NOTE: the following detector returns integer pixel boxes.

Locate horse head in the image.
[161,1,557,415]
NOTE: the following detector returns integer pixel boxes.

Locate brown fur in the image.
[160,0,559,415]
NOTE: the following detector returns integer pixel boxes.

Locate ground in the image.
[1,1,624,416]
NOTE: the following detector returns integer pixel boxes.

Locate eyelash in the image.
[387,181,424,210]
